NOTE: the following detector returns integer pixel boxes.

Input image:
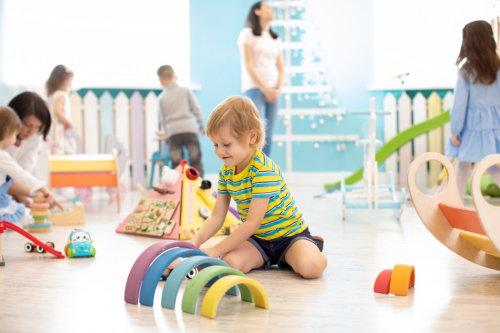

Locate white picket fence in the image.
[69,90,160,188]
[68,88,454,188]
[382,90,454,187]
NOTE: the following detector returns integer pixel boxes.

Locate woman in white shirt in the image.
[6,92,60,209]
[7,92,51,172]
[238,1,284,156]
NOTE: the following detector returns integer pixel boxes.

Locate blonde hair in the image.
[0,106,22,141]
[157,65,175,80]
[207,96,265,149]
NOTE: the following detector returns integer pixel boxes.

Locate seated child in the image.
[189,96,327,279]
[0,176,26,225]
[0,106,60,225]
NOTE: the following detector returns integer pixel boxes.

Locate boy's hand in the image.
[155,131,167,141]
[187,237,200,249]
[202,246,222,259]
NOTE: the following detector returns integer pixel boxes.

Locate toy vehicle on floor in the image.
[161,257,198,280]
[64,229,96,258]
[24,241,55,253]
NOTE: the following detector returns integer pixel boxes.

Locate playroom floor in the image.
[1,182,500,333]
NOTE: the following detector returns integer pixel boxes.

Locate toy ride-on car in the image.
[64,229,96,258]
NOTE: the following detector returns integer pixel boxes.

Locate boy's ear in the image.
[249,129,257,145]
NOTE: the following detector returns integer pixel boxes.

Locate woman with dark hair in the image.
[5,92,61,210]
[7,91,51,173]
[446,20,500,201]
[238,1,284,156]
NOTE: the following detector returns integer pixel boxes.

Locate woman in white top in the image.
[238,1,284,156]
[0,106,60,212]
[6,92,60,209]
[7,92,51,172]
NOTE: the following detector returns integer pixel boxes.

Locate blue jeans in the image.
[244,88,279,156]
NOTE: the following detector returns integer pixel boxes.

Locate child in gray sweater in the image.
[157,65,205,177]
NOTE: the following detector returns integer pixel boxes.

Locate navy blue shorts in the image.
[248,227,314,269]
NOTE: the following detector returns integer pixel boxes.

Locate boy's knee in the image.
[295,254,327,279]
[223,254,242,270]
[223,254,251,274]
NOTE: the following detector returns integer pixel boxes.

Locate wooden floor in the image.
[1,182,500,333]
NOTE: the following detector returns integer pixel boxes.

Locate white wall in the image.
[1,0,190,91]
[372,0,497,89]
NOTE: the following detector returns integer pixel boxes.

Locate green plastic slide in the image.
[466,174,500,197]
[324,110,450,190]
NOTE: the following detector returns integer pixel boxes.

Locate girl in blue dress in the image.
[446,20,500,201]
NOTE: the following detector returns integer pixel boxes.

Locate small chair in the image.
[149,140,169,189]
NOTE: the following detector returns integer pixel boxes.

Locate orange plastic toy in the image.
[374,264,415,296]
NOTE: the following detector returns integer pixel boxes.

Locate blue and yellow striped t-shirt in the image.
[217,150,307,240]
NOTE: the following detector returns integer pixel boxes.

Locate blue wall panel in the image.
[190,0,379,174]
[190,0,256,174]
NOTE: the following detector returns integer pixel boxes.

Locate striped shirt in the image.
[217,150,307,240]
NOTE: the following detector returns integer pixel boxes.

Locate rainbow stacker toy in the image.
[408,152,500,270]
[124,240,268,319]
[28,194,52,233]
[116,160,240,240]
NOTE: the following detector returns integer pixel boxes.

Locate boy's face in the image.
[210,125,257,174]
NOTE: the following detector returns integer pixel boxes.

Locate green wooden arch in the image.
[181,265,247,315]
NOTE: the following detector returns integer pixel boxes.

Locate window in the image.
[1,0,190,89]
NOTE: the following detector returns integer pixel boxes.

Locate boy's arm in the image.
[189,193,231,248]
[187,89,204,131]
[157,100,168,138]
[204,197,269,258]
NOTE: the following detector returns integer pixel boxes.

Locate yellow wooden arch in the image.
[201,275,269,319]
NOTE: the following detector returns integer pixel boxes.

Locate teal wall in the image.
[190,0,255,174]
[190,0,379,174]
